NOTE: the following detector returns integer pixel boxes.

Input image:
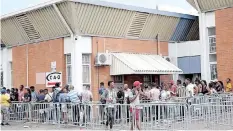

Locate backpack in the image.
[53,88,61,103]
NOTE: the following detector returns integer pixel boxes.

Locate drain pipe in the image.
[26,44,29,88]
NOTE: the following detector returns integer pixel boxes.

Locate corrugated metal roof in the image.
[170,18,195,41]
[1,5,70,46]
[1,0,199,46]
[140,14,180,41]
[187,0,233,12]
[110,53,182,75]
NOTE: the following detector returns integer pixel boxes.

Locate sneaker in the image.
[5,123,10,126]
[1,123,4,126]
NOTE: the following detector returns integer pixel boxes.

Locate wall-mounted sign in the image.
[51,61,56,72]
[45,72,62,87]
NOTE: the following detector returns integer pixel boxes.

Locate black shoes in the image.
[1,123,10,126]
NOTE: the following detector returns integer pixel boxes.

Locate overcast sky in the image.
[1,0,198,16]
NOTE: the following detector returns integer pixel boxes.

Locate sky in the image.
[0,0,198,16]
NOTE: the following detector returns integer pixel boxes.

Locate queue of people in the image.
[0,77,232,129]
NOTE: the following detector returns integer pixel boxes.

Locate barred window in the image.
[113,75,123,83]
[0,71,3,87]
[82,54,91,85]
[210,64,217,80]
[66,54,72,84]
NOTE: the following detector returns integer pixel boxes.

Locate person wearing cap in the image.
[129,81,145,130]
[1,89,11,125]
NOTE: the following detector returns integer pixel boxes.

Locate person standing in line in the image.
[18,85,24,102]
[59,88,69,124]
[30,86,38,102]
[195,80,203,95]
[149,83,160,121]
[160,84,171,101]
[23,88,31,122]
[215,81,224,93]
[52,83,62,124]
[149,83,160,101]
[6,89,10,98]
[67,85,80,125]
[200,80,208,94]
[176,80,186,97]
[225,78,232,92]
[1,89,11,126]
[169,81,177,97]
[81,85,93,123]
[208,83,217,95]
[102,81,117,130]
[99,82,106,124]
[185,78,195,97]
[116,86,124,123]
[129,81,146,131]
[123,84,131,123]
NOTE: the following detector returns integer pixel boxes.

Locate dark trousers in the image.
[106,108,115,128]
[72,104,80,123]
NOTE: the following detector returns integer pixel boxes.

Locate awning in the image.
[110,53,183,75]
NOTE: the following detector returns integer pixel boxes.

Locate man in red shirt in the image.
[169,80,177,97]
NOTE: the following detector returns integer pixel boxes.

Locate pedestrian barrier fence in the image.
[6,95,233,130]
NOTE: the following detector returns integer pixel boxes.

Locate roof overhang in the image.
[1,0,199,47]
[187,0,233,13]
[110,53,183,75]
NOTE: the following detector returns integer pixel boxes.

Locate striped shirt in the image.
[177,86,187,97]
[67,90,80,103]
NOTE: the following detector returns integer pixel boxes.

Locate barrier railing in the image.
[6,95,233,130]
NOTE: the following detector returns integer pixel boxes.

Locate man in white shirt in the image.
[185,78,194,97]
[149,83,160,101]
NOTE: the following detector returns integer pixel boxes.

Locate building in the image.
[0,0,199,100]
[187,0,233,83]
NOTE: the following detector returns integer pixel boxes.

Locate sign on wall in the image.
[46,72,62,87]
[51,61,56,72]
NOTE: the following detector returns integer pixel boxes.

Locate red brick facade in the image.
[215,7,233,83]
[12,38,66,90]
[91,37,169,100]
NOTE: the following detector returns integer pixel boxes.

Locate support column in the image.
[200,13,210,82]
[72,36,83,93]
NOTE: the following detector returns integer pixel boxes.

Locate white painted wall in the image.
[168,40,201,81]
[0,48,13,88]
[64,36,92,93]
[205,12,215,28]
[199,11,216,82]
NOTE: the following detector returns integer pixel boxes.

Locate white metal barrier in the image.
[6,95,233,130]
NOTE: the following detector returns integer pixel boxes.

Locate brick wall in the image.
[91,37,169,100]
[215,7,233,84]
[12,38,66,90]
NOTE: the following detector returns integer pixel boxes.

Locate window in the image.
[210,64,217,80]
[0,71,3,87]
[208,27,216,53]
[113,75,123,83]
[143,75,152,85]
[66,54,72,85]
[10,62,13,88]
[82,54,91,86]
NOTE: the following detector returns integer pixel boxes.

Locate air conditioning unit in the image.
[95,53,111,66]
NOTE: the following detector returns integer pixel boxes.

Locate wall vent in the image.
[126,12,149,38]
[16,14,41,40]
